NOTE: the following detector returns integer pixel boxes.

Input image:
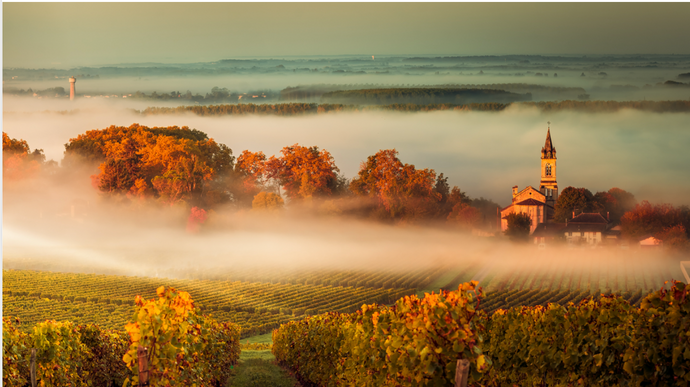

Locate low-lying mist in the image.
[3,191,684,292]
[4,63,689,102]
[3,99,690,206]
[4,95,689,286]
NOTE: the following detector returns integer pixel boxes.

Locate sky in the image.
[4,2,690,69]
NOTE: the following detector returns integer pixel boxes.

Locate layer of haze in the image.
[4,3,690,68]
[3,187,683,289]
[4,104,687,286]
[4,98,690,207]
[5,67,690,102]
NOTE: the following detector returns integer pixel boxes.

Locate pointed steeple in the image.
[541,124,556,159]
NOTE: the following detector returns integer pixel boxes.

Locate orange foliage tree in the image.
[447,202,482,230]
[233,150,269,205]
[263,144,341,200]
[350,149,441,220]
[655,224,690,252]
[2,132,47,181]
[64,124,233,207]
[620,200,690,241]
[251,192,284,212]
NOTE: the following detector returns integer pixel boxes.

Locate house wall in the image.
[501,203,544,233]
[565,231,602,245]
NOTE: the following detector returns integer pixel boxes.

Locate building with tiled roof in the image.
[563,212,608,245]
[500,125,558,234]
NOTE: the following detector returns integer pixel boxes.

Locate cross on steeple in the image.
[547,121,551,128]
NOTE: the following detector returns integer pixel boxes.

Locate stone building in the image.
[500,126,557,233]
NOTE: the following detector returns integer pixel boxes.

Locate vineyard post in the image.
[137,346,149,387]
[454,358,470,387]
[30,348,36,387]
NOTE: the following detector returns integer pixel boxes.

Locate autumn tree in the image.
[3,132,48,180]
[186,207,208,233]
[504,212,532,242]
[64,124,233,207]
[655,224,690,252]
[252,192,284,211]
[97,138,141,194]
[447,203,482,230]
[349,149,439,221]
[263,144,341,201]
[620,200,690,241]
[470,197,502,229]
[228,150,270,206]
[3,132,30,155]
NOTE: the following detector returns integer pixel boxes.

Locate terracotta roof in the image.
[570,213,608,224]
[500,204,514,212]
[532,223,567,237]
[515,198,546,206]
[563,223,607,233]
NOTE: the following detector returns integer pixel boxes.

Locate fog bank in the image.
[3,101,689,207]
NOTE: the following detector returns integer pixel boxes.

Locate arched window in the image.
[545,163,552,176]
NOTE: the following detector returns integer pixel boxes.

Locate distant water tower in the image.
[69,76,76,100]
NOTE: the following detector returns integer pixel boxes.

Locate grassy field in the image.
[226,358,298,387]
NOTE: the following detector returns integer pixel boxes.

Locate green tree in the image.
[471,197,501,229]
[504,212,532,242]
[607,187,637,223]
[553,186,595,222]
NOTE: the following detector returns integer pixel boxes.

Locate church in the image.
[500,125,558,233]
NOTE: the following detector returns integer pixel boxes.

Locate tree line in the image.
[4,127,499,228]
[5,127,688,244]
[129,87,279,102]
[3,86,67,97]
[137,102,511,116]
[524,100,690,113]
[279,83,585,101]
[137,100,690,117]
[320,88,532,105]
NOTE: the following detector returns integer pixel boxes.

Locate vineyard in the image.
[479,287,649,315]
[3,287,241,387]
[3,263,689,386]
[273,281,690,386]
[2,269,416,337]
[3,252,682,338]
[439,252,682,294]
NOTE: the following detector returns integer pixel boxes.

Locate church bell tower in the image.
[540,123,558,215]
